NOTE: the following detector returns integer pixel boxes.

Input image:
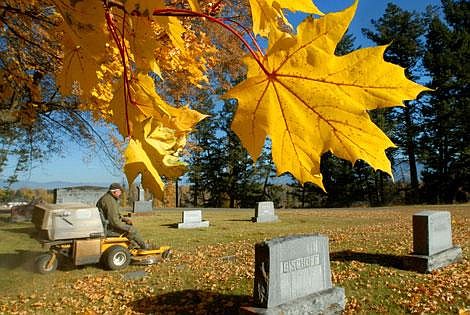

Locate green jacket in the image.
[96,192,129,232]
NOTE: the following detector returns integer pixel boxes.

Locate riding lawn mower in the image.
[31,203,171,274]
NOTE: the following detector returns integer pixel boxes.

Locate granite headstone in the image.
[133,185,152,213]
[54,186,107,205]
[242,234,345,314]
[252,201,278,223]
[404,210,462,273]
[177,210,209,229]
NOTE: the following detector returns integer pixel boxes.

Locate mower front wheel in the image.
[102,246,130,270]
[35,253,58,274]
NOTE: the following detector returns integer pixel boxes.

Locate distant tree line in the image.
[183,0,469,208]
[0,188,53,204]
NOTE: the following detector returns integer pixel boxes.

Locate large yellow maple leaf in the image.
[249,0,322,37]
[110,74,205,195]
[224,1,429,190]
[109,73,206,136]
[124,117,188,198]
[127,16,162,76]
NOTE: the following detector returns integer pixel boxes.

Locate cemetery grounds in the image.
[0,204,468,314]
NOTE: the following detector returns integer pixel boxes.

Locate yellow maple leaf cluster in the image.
[51,0,211,198]
[50,0,428,197]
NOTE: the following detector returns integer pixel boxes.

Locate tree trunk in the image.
[301,185,306,208]
[175,178,179,207]
[404,105,419,199]
[192,180,199,207]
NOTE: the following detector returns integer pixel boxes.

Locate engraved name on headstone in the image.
[54,186,108,205]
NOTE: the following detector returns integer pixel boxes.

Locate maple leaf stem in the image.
[121,10,132,137]
[105,10,132,137]
[221,17,264,56]
[152,8,270,75]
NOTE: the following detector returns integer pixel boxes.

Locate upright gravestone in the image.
[133,185,153,213]
[54,186,108,205]
[241,234,345,315]
[252,201,278,223]
[404,210,462,273]
[177,210,209,229]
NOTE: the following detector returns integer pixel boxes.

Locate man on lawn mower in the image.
[96,183,149,249]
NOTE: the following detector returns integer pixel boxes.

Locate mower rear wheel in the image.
[162,249,172,259]
[35,253,58,274]
[102,246,130,270]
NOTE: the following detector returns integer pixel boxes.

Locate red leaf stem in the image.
[105,10,132,137]
[152,8,269,75]
[221,17,263,56]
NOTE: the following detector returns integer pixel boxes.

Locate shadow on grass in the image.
[130,289,252,314]
[226,219,253,222]
[330,250,405,269]
[0,215,12,223]
[0,249,88,273]
[0,250,43,271]
[160,223,178,228]
[0,225,37,235]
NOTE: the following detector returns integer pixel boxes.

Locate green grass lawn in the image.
[0,204,468,314]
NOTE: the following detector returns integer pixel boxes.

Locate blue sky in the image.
[314,0,442,45]
[17,0,442,185]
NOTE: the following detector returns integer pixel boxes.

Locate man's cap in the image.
[109,183,123,191]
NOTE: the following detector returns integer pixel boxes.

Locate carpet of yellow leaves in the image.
[0,205,468,314]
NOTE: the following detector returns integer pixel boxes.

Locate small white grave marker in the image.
[252,201,278,223]
[177,210,209,229]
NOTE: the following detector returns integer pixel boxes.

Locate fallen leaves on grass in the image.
[0,207,468,314]
[396,259,470,314]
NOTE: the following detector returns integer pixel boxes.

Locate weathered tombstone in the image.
[54,186,108,205]
[241,234,345,315]
[133,185,153,213]
[252,201,278,223]
[177,210,209,229]
[404,210,462,273]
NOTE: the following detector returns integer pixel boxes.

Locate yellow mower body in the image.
[35,235,171,274]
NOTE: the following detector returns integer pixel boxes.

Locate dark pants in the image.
[110,224,146,248]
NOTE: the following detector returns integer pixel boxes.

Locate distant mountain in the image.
[3,180,109,190]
